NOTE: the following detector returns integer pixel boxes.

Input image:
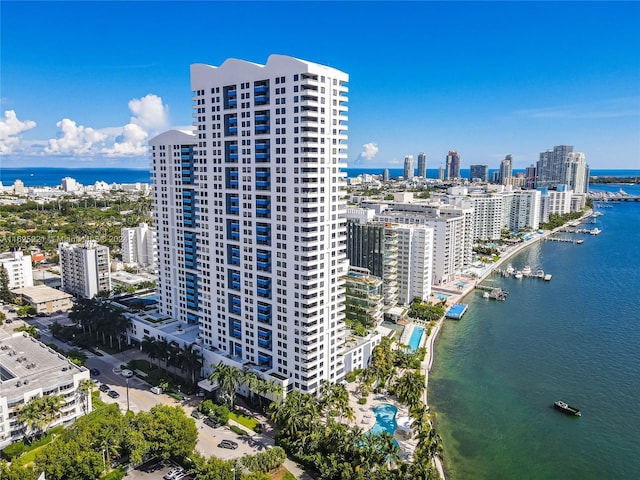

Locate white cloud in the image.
[40,93,171,158]
[103,123,148,156]
[358,142,379,161]
[0,110,36,153]
[45,118,107,154]
[128,94,170,131]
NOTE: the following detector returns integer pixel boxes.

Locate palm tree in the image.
[207,361,244,409]
[179,343,203,385]
[393,370,425,408]
[269,390,320,439]
[78,378,95,415]
[156,338,170,368]
[141,336,159,366]
[16,400,44,443]
[41,394,65,430]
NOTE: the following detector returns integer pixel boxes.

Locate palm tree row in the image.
[140,336,203,385]
[207,361,283,410]
[68,293,131,350]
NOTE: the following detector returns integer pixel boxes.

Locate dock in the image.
[544,237,584,244]
[445,303,468,319]
[476,284,509,300]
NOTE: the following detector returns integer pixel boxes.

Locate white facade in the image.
[394,225,433,304]
[547,188,574,215]
[0,332,90,448]
[0,251,33,290]
[507,190,541,231]
[61,177,80,192]
[59,240,111,298]
[372,200,472,285]
[121,223,158,270]
[152,55,351,394]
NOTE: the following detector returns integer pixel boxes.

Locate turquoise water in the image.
[430,187,640,480]
[435,293,451,301]
[371,403,398,436]
[445,304,467,319]
[408,327,425,352]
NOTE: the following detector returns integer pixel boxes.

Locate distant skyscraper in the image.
[537,145,571,189]
[469,164,489,182]
[446,151,460,180]
[417,152,427,178]
[404,155,415,180]
[565,152,590,194]
[499,154,513,185]
[525,164,537,189]
[121,223,158,270]
[438,164,444,180]
[383,168,390,181]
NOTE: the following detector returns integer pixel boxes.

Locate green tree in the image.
[208,361,244,409]
[77,379,94,415]
[393,370,425,408]
[0,265,12,303]
[132,405,198,460]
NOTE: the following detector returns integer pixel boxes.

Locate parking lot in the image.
[124,459,193,480]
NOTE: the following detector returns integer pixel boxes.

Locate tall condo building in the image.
[417,152,427,178]
[469,164,489,182]
[121,223,158,270]
[446,151,460,180]
[152,55,350,394]
[537,145,589,193]
[499,154,513,185]
[404,155,415,180]
[58,240,111,298]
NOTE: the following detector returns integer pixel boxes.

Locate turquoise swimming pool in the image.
[370,403,398,436]
[407,326,425,352]
[434,293,451,301]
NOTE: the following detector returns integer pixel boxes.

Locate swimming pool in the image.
[370,403,398,436]
[407,326,425,352]
[434,293,451,301]
[454,281,467,287]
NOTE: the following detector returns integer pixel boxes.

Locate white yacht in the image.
[522,265,532,277]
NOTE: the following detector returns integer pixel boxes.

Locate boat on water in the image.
[522,265,532,277]
[590,228,601,235]
[544,274,552,281]
[505,264,515,276]
[554,400,581,416]
[514,271,523,279]
[536,269,545,278]
[482,291,490,299]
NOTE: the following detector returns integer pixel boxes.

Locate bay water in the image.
[429,184,640,479]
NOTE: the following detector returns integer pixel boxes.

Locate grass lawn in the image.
[229,411,259,430]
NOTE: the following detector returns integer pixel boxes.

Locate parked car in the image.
[107,390,120,398]
[121,369,134,378]
[203,417,221,428]
[191,410,204,419]
[99,384,110,392]
[150,386,163,395]
[217,440,238,449]
[163,467,184,480]
[90,368,100,376]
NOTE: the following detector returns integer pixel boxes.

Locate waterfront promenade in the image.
[414,210,593,479]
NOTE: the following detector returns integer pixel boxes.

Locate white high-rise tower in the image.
[152,55,349,394]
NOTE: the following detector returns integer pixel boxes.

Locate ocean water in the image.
[1,167,638,187]
[429,184,640,480]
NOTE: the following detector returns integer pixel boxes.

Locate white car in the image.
[121,369,134,378]
[163,467,184,480]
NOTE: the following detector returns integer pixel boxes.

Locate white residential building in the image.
[368,193,474,285]
[0,251,33,290]
[150,55,352,395]
[121,223,158,270]
[394,225,433,304]
[0,331,91,448]
[59,240,111,298]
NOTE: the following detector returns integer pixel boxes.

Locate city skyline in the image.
[1,1,639,170]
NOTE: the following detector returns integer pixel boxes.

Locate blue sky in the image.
[1,1,639,170]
